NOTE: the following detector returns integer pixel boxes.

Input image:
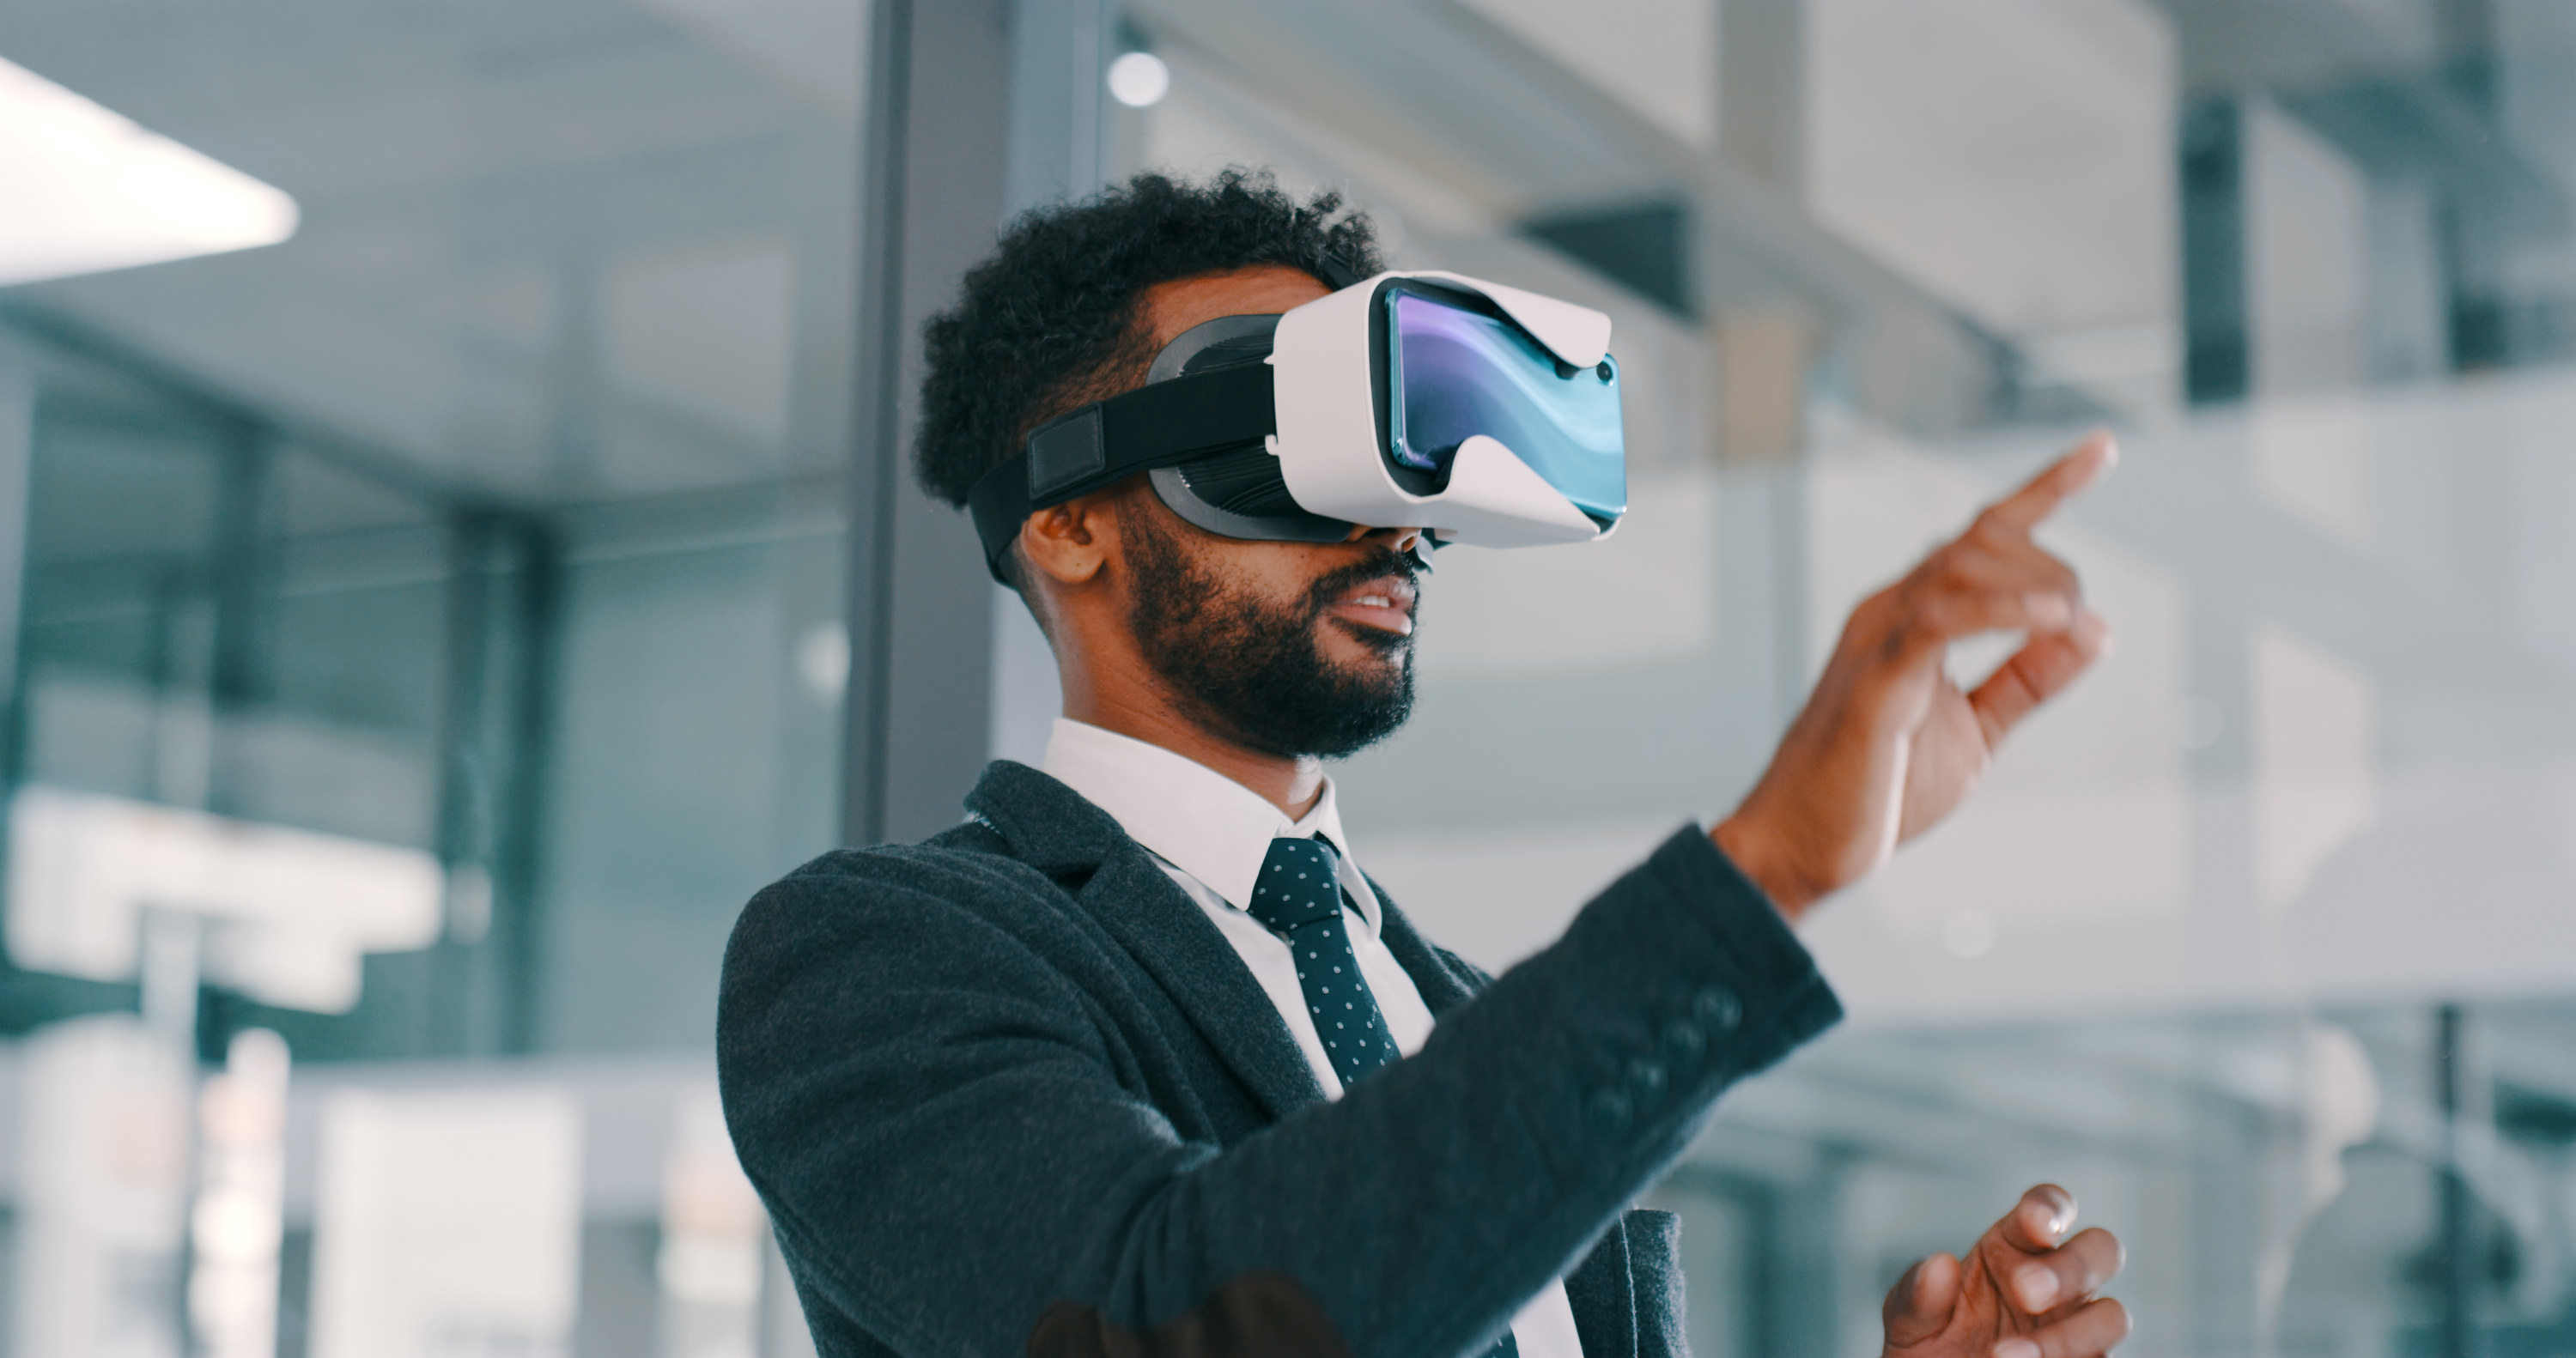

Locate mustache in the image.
[1302,545,1419,614]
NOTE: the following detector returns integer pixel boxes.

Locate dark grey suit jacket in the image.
[718,761,1842,1358]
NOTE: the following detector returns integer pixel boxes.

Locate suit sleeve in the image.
[717,826,1842,1358]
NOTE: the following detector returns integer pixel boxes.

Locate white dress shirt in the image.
[1043,718,1585,1358]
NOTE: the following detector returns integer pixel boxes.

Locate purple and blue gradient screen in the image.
[1386,290,1626,525]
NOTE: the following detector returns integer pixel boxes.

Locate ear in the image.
[1017,494,1113,589]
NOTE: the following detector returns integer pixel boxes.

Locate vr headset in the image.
[967,270,1626,585]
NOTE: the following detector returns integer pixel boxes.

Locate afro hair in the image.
[912,168,1384,511]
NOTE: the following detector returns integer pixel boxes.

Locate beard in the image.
[1123,516,1418,761]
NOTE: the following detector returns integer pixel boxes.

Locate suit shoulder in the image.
[748,834,1050,924]
[726,819,1101,973]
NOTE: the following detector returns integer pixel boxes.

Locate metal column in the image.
[842,0,1017,847]
[0,347,34,708]
[2180,96,2251,405]
[2436,1003,2477,1358]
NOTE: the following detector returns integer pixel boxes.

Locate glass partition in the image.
[1102,2,2576,1355]
[0,1,865,1352]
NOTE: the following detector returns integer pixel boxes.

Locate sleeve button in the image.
[1587,1088,1632,1131]
[1662,1019,1704,1058]
[1627,1058,1666,1095]
[1692,985,1741,1032]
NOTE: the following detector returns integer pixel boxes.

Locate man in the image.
[720,171,2131,1358]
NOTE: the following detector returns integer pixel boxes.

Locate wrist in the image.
[1710,811,1821,923]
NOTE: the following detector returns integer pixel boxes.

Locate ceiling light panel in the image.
[0,53,298,288]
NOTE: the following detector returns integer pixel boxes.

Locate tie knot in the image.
[1244,836,1342,934]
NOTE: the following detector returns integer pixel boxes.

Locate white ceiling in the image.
[1,0,866,503]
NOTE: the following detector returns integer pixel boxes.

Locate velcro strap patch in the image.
[1028,408,1107,501]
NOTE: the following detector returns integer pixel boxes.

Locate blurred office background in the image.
[2,1,2573,1355]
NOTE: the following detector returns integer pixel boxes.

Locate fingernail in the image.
[2050,1203,2077,1240]
[2026,592,2074,628]
[2016,1264,2061,1311]
[1995,1340,2042,1358]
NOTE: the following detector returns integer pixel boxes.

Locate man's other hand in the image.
[1881,1185,2129,1358]
[1714,433,2117,918]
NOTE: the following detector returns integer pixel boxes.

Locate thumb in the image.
[1882,1252,1962,1351]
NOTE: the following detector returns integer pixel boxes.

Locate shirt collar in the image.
[1041,718,1381,936]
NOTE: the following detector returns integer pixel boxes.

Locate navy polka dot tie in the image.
[1244,837,1520,1355]
[1244,837,1404,1088]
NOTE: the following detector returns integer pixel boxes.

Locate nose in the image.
[1340,523,1432,572]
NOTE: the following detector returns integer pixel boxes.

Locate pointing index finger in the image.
[1997,1184,2077,1254]
[1978,431,2118,537]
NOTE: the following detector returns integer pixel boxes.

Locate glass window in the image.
[2,3,864,1352]
[1106,1,2576,1354]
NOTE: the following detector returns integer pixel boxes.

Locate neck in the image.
[1061,674,1325,821]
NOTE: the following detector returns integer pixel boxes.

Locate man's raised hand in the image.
[1881,1185,2129,1358]
[1714,433,2117,917]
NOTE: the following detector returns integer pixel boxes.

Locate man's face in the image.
[1121,500,1419,760]
[1116,265,1422,760]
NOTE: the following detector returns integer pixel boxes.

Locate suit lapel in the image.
[1078,846,1327,1120]
[1368,875,1486,1015]
[967,761,1325,1121]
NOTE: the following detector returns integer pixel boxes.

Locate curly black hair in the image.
[913,169,1383,513]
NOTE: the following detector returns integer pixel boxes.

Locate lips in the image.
[1324,574,1417,637]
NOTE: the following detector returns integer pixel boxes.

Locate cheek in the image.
[1186,543,1332,615]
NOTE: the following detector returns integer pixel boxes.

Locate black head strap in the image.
[1315,249,1367,293]
[966,361,1277,583]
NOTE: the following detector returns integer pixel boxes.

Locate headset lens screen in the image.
[1386,288,1625,524]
